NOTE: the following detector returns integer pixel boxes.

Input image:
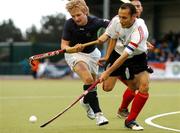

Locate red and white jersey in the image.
[105,16,149,58]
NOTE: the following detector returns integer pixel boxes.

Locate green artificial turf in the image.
[0,79,180,133]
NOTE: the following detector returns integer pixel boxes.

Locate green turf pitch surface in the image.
[0,79,180,133]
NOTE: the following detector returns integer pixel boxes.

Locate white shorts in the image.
[65,48,101,75]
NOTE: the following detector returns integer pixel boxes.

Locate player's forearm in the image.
[61,39,70,49]
[98,33,109,43]
[105,39,116,59]
[106,51,129,74]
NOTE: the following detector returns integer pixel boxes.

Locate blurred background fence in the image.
[0,0,180,79]
[0,42,63,75]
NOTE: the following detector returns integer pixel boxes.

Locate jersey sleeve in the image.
[125,26,144,55]
[99,18,110,28]
[105,16,119,39]
[62,20,72,41]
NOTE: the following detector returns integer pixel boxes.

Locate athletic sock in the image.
[118,88,135,111]
[83,84,101,113]
[126,92,149,122]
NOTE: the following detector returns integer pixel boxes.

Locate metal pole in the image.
[103,0,110,19]
[102,0,110,57]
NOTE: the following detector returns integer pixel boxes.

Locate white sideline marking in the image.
[145,111,180,132]
[0,94,179,100]
[0,96,75,100]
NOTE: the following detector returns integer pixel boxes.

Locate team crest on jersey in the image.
[79,28,84,31]
[86,32,91,37]
[118,35,126,46]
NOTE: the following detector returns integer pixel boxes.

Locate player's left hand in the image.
[147,41,154,50]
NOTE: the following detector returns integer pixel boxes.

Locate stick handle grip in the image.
[83,40,99,47]
[29,40,99,66]
[65,40,99,53]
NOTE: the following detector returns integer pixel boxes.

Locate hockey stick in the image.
[40,79,100,128]
[29,40,99,65]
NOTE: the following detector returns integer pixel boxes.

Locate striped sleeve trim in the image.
[125,42,137,53]
[126,45,135,52]
[126,26,144,54]
[137,26,144,44]
[130,41,138,48]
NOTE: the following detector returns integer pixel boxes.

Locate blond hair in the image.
[66,0,89,15]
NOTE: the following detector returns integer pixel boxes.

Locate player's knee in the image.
[102,83,113,92]
[139,83,149,93]
[103,87,113,92]
[83,77,94,84]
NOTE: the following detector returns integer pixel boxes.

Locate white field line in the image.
[0,96,75,100]
[0,93,180,100]
[145,111,180,132]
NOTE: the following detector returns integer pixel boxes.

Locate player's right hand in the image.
[99,70,110,83]
[66,44,84,53]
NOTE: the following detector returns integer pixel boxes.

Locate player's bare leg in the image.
[125,71,149,130]
[74,61,108,126]
[102,77,118,92]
